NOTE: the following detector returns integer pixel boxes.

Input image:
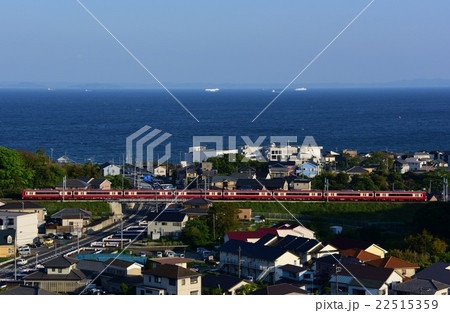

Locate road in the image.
[0,202,154,280]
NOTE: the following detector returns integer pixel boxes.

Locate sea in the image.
[1,87,449,164]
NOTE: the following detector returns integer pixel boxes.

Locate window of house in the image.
[58,269,62,273]
[168,278,176,286]
[52,268,56,272]
[181,279,185,286]
[304,274,311,279]
[8,248,13,254]
[173,222,181,227]
[155,276,162,283]
[190,277,198,284]
[190,290,199,295]
[8,218,14,226]
[7,235,12,244]
[162,222,167,226]
[402,269,407,275]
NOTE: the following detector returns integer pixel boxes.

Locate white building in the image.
[0,212,38,246]
[404,158,425,171]
[267,143,299,162]
[153,165,167,177]
[185,146,238,164]
[100,162,121,176]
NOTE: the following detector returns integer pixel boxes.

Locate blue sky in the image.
[1,0,449,87]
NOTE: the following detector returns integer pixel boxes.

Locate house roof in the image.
[24,268,86,281]
[219,240,292,262]
[249,283,308,295]
[279,264,307,274]
[271,235,321,253]
[77,259,107,274]
[51,208,92,219]
[0,201,45,210]
[329,237,385,252]
[414,262,450,285]
[365,256,419,269]
[89,178,110,187]
[340,248,381,262]
[237,166,256,173]
[55,179,90,189]
[143,264,199,279]
[393,278,450,295]
[148,257,193,266]
[44,255,79,268]
[105,258,142,269]
[0,285,56,295]
[202,274,247,291]
[147,211,187,222]
[179,207,209,215]
[336,264,395,283]
[226,228,278,242]
[211,175,236,183]
[345,166,369,174]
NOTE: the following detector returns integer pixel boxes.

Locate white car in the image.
[17,258,28,266]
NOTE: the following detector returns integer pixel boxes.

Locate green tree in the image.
[181,217,211,247]
[404,229,448,255]
[208,204,240,240]
[349,174,376,191]
[0,147,33,197]
[106,175,131,189]
[120,282,129,295]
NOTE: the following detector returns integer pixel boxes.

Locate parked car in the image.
[55,233,64,240]
[44,238,54,245]
[156,251,163,258]
[18,246,31,256]
[64,233,73,240]
[17,258,28,266]
[164,250,175,257]
[47,233,55,238]
[139,251,146,257]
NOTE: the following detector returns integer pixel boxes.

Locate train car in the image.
[73,189,123,200]
[123,189,173,199]
[375,191,426,201]
[273,190,323,201]
[22,189,72,200]
[222,190,272,200]
[324,191,375,201]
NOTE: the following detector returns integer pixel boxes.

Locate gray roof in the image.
[143,264,199,279]
[147,211,187,222]
[105,258,140,269]
[202,274,247,291]
[279,264,307,274]
[0,201,45,210]
[44,255,79,268]
[393,278,450,295]
[414,262,450,285]
[219,240,291,262]
[0,285,56,295]
[249,283,307,295]
[77,259,107,275]
[51,208,92,219]
[184,198,212,205]
[24,268,86,281]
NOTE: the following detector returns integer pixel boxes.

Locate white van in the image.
[18,245,31,256]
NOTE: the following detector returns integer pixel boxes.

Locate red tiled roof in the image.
[341,248,381,262]
[366,256,419,269]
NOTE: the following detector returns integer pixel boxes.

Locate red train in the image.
[22,189,427,202]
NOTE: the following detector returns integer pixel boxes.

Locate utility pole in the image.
[238,246,241,278]
[14,233,17,281]
[120,217,124,250]
[62,176,66,202]
[335,265,341,295]
[122,153,125,191]
[35,253,39,269]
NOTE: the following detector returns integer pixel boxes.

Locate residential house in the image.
[182,198,212,210]
[249,283,308,295]
[345,166,369,176]
[394,159,410,174]
[269,163,290,178]
[76,259,107,279]
[210,175,236,190]
[219,239,301,282]
[298,144,323,164]
[413,151,432,160]
[50,208,92,235]
[236,208,252,221]
[404,158,425,171]
[201,162,213,172]
[265,235,322,264]
[153,165,167,177]
[342,149,358,157]
[185,146,238,164]
[57,155,75,164]
[202,274,249,295]
[147,212,188,239]
[88,178,111,190]
[23,256,86,294]
[100,162,121,176]
[365,256,419,278]
[0,212,38,246]
[0,229,15,258]
[267,144,299,162]
[293,179,312,191]
[104,258,144,276]
[236,178,288,191]
[296,162,321,178]
[237,166,256,176]
[393,278,449,295]
[225,222,316,243]
[137,264,201,295]
[0,201,47,224]
[329,237,388,258]
[278,264,315,292]
[329,264,403,295]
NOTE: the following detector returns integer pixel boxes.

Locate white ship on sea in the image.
[205,88,219,92]
[295,87,307,91]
